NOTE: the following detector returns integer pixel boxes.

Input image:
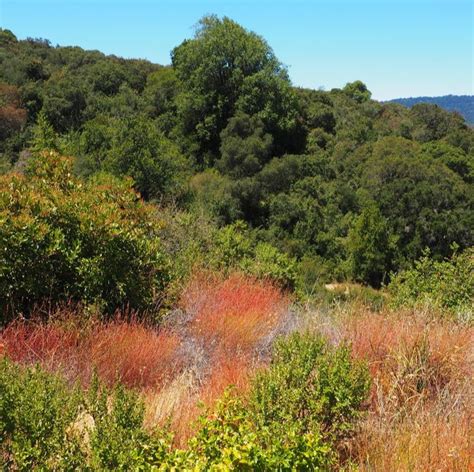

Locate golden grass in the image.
[300,302,473,471]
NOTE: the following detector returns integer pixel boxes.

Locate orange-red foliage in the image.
[200,355,253,406]
[181,272,289,353]
[1,319,81,369]
[1,315,182,389]
[90,320,181,388]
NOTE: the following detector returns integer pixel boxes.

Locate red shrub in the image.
[1,319,82,370]
[90,320,181,388]
[181,272,289,353]
[200,354,253,406]
[0,313,182,389]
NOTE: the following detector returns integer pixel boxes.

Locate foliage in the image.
[103,115,189,201]
[359,137,473,266]
[346,202,398,287]
[0,151,170,317]
[343,80,372,103]
[218,112,273,178]
[211,221,298,288]
[391,95,473,125]
[171,15,299,161]
[250,333,370,445]
[0,358,82,470]
[30,110,58,152]
[0,16,472,288]
[389,247,474,321]
[0,359,172,470]
[183,392,333,470]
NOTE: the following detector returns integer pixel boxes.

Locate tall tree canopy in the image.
[171,15,300,164]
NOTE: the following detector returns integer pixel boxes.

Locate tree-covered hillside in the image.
[1,18,473,290]
[390,95,474,124]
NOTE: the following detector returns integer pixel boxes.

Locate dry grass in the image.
[355,405,473,471]
[349,312,473,471]
[301,301,473,471]
[181,272,289,353]
[1,314,182,389]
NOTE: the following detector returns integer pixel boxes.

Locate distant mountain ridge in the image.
[389,95,474,124]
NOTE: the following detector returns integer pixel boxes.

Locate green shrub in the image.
[0,359,83,470]
[182,392,333,471]
[0,359,173,470]
[212,221,298,289]
[182,333,369,469]
[87,378,172,470]
[241,242,297,289]
[0,359,331,470]
[0,151,170,318]
[389,246,473,321]
[250,333,370,445]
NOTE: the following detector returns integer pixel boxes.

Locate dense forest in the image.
[0,17,473,470]
[1,20,472,293]
[391,95,474,125]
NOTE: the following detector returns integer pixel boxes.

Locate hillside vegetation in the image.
[0,17,473,470]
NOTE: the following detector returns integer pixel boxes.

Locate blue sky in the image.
[1,0,472,100]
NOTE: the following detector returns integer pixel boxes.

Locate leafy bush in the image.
[0,151,170,318]
[176,334,369,469]
[389,247,473,321]
[0,359,82,470]
[250,333,370,446]
[181,392,333,470]
[0,359,172,470]
[212,221,298,288]
[86,378,172,470]
[346,201,398,287]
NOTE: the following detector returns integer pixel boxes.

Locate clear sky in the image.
[1,0,472,100]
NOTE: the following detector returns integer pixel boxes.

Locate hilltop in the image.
[390,95,474,124]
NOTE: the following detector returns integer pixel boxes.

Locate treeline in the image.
[391,95,474,125]
[1,17,473,291]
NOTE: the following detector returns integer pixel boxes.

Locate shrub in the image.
[0,151,170,318]
[1,312,182,389]
[389,246,473,321]
[211,221,298,289]
[0,359,83,470]
[183,333,370,469]
[86,379,172,470]
[182,392,333,470]
[346,202,398,287]
[0,359,173,470]
[250,333,370,446]
[181,272,289,353]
